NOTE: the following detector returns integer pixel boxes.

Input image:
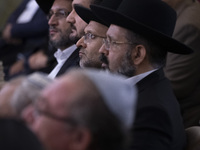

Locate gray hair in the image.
[10,72,53,116]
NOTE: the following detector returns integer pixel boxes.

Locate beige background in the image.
[0,0,22,31]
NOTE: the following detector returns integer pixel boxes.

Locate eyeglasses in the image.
[34,101,77,126]
[47,10,70,20]
[83,32,106,44]
[102,38,136,50]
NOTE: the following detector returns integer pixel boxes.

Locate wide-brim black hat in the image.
[74,0,123,27]
[36,0,54,14]
[91,0,193,54]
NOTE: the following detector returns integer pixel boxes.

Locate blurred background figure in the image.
[0,61,5,89]
[0,0,55,80]
[0,76,25,117]
[163,0,200,128]
[0,72,53,119]
[0,118,44,150]
[0,0,22,31]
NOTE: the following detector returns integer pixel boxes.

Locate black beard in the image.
[99,53,109,65]
[118,49,136,77]
[49,26,73,49]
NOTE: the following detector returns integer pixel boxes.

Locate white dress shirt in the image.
[48,45,77,79]
[17,0,39,23]
[126,69,157,85]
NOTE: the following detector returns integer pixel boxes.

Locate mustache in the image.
[99,53,108,65]
[49,26,60,32]
[70,23,76,30]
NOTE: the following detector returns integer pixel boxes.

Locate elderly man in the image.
[25,68,137,150]
[91,0,193,149]
[74,0,122,69]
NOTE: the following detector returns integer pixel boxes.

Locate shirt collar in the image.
[126,69,158,85]
[54,45,77,63]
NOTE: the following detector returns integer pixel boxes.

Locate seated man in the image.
[91,0,193,149]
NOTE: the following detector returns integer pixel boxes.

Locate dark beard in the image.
[99,53,109,65]
[49,27,73,49]
[118,49,136,77]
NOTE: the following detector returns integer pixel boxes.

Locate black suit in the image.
[55,48,80,77]
[131,69,186,150]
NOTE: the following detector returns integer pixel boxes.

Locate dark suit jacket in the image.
[0,0,48,69]
[131,69,186,150]
[56,48,80,77]
[7,0,48,39]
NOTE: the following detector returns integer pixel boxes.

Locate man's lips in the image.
[102,63,108,68]
[49,29,58,34]
[79,51,85,57]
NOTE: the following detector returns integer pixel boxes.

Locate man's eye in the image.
[90,34,95,39]
[57,12,66,16]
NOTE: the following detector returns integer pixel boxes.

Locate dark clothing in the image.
[131,69,186,150]
[6,0,48,39]
[0,0,48,72]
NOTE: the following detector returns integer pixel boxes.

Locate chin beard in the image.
[49,36,72,49]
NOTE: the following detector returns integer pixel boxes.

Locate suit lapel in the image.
[56,48,80,77]
[136,68,165,93]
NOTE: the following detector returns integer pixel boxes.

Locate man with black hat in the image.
[91,0,193,149]
[74,0,122,69]
[36,0,79,79]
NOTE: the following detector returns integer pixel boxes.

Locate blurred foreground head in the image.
[30,68,137,150]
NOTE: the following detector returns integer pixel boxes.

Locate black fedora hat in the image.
[91,0,193,54]
[74,0,123,26]
[36,0,54,14]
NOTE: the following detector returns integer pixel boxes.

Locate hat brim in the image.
[74,4,108,26]
[91,5,193,54]
[36,0,54,14]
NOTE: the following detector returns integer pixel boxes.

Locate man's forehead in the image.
[51,0,72,10]
[107,24,128,38]
[85,21,107,33]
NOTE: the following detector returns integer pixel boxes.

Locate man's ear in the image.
[132,45,146,65]
[70,127,91,150]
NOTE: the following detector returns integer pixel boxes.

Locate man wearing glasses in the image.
[74,4,107,69]
[37,0,80,79]
[92,0,193,149]
[27,68,137,150]
[73,0,123,69]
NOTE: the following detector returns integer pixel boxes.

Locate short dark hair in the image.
[126,30,167,68]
